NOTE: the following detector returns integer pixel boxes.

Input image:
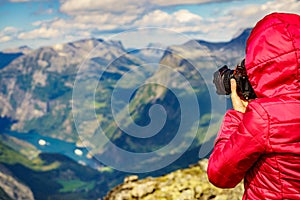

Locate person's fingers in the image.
[230,79,247,113]
[242,100,249,108]
[230,79,237,96]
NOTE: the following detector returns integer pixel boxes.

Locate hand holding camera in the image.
[213,59,256,100]
[213,59,256,112]
[230,78,249,113]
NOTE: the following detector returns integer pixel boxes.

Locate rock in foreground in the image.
[104,159,243,200]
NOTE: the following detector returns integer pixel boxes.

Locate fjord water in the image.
[3,131,101,169]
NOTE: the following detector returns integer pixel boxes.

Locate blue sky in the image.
[0,0,299,50]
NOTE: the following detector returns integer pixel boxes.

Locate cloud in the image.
[5,0,300,49]
[8,0,45,2]
[9,0,30,2]
[57,0,235,31]
[58,0,147,34]
[23,0,300,43]
[33,8,54,15]
[0,36,12,42]
[15,17,93,43]
[18,27,60,40]
[222,0,300,30]
[173,10,203,23]
[72,13,137,28]
[133,9,204,33]
[60,0,147,15]
[0,26,20,43]
[59,0,232,14]
[58,0,207,35]
[3,27,19,34]
[151,0,228,6]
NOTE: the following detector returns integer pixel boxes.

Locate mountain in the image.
[0,29,250,144]
[0,38,150,142]
[2,45,32,55]
[0,52,23,70]
[128,42,166,63]
[196,28,251,65]
[0,46,32,70]
[96,28,250,171]
[0,140,128,200]
[0,28,251,198]
[0,164,34,200]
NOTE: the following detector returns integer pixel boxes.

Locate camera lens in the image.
[213,65,233,95]
[222,69,233,95]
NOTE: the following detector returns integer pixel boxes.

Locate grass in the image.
[0,141,60,171]
[0,141,105,199]
[94,101,106,109]
[57,179,95,193]
[98,166,114,172]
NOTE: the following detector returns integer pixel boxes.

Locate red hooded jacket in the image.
[208,13,300,199]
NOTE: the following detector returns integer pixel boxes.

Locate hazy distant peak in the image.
[146,42,166,49]
[2,45,32,54]
[232,28,252,40]
[195,28,251,44]
[51,38,126,55]
[183,39,208,49]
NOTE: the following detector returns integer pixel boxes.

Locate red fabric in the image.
[208,13,300,199]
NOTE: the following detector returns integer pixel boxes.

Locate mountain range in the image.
[0,28,251,199]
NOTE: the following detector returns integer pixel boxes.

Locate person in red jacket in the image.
[207,12,300,199]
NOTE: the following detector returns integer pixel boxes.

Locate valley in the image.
[0,28,250,199]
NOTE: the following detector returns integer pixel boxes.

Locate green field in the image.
[57,179,95,193]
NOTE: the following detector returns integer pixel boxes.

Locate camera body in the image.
[213,60,257,100]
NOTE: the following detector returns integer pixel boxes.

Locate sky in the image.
[0,0,300,50]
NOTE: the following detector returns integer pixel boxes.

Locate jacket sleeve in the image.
[207,102,268,188]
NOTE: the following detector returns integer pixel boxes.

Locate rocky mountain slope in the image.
[0,166,34,200]
[0,52,23,70]
[104,159,243,200]
[97,29,251,168]
[0,28,250,146]
[0,38,148,142]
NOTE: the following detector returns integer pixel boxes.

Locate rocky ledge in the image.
[104,159,243,200]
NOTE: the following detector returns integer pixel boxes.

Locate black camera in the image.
[213,59,256,100]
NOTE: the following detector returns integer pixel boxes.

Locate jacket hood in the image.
[245,12,300,98]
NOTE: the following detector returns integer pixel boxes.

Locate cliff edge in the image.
[104,159,243,200]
